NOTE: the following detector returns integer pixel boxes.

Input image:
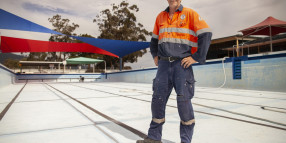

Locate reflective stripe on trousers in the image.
[147,59,195,143]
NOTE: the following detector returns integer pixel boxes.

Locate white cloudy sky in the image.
[1,0,286,39]
[0,0,285,68]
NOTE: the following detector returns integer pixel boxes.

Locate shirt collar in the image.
[165,4,183,12]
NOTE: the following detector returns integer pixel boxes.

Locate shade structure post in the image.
[238,16,286,54]
[0,32,2,53]
[63,61,66,73]
[104,61,106,73]
[269,25,273,52]
[93,64,95,73]
[119,58,122,71]
[236,38,240,57]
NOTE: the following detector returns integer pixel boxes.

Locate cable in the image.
[218,57,228,88]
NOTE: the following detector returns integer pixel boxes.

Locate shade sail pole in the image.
[269,25,273,52]
[236,38,239,57]
[104,61,106,73]
[0,32,2,53]
[120,58,122,71]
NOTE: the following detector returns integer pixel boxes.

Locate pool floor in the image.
[0,82,285,143]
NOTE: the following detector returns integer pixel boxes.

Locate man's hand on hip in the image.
[154,56,158,66]
[181,56,197,68]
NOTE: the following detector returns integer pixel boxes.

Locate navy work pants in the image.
[147,59,195,143]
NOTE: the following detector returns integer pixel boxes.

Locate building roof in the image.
[19,61,63,66]
[211,34,258,45]
[239,16,286,36]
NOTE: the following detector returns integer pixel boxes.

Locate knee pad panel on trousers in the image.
[151,96,166,118]
[177,100,194,121]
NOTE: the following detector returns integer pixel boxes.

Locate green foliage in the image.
[26,53,47,61]
[3,59,20,69]
[48,14,80,61]
[27,14,80,62]
[69,33,103,59]
[25,1,151,71]
[94,0,151,69]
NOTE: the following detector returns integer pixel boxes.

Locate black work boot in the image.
[136,137,162,143]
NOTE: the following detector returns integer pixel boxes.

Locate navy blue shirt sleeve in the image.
[150,37,159,58]
[191,32,212,64]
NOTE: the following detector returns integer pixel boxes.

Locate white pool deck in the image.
[0,82,286,143]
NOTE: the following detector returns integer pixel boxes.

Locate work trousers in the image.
[147,59,195,143]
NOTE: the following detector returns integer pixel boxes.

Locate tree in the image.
[70,34,98,58]
[26,52,47,61]
[48,14,79,61]
[26,15,79,62]
[93,0,151,69]
[3,59,20,69]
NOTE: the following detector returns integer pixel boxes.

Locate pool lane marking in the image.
[45,83,148,139]
[0,83,27,121]
[68,83,286,131]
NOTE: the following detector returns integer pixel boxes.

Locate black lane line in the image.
[68,83,286,131]
[0,93,147,104]
[74,83,286,127]
[0,124,94,136]
[0,83,27,121]
[93,83,286,111]
[194,97,286,111]
[45,83,148,139]
[95,82,286,101]
[89,83,286,127]
[101,82,286,96]
[197,90,286,100]
[43,84,119,143]
[261,107,286,114]
[4,95,126,104]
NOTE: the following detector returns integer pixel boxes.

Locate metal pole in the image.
[104,61,106,73]
[269,25,273,52]
[119,58,122,71]
[93,64,95,73]
[242,45,243,56]
[241,37,244,56]
[236,38,239,57]
[0,32,2,53]
[232,45,234,57]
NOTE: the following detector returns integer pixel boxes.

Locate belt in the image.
[159,56,181,62]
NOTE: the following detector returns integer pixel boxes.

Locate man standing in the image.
[137,0,212,143]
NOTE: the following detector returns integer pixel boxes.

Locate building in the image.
[207,33,286,60]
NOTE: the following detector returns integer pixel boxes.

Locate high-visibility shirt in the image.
[150,5,212,64]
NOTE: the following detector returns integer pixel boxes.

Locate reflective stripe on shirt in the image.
[159,27,197,37]
[152,33,159,39]
[159,38,198,47]
[196,28,212,36]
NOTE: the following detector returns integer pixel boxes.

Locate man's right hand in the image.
[154,56,158,66]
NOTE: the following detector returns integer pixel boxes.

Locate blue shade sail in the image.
[0,9,61,34]
[72,36,150,58]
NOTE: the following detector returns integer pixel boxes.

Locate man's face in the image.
[167,0,181,8]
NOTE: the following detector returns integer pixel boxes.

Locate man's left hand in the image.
[181,56,197,68]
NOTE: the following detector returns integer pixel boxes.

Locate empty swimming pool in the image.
[0,82,285,143]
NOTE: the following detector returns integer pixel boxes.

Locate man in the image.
[137,0,212,143]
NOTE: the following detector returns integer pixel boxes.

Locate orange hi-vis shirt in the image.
[150,5,212,64]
